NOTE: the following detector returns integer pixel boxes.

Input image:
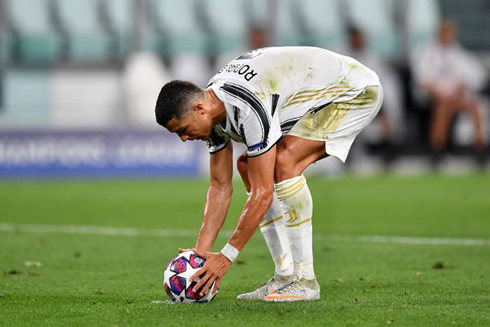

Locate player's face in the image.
[166,112,213,142]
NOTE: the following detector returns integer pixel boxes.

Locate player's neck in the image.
[204,89,227,125]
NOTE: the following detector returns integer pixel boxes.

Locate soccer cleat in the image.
[237,275,293,300]
[264,278,320,302]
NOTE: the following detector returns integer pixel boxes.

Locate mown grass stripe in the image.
[1,223,489,246]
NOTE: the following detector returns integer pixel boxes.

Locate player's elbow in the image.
[210,179,233,196]
[249,186,273,213]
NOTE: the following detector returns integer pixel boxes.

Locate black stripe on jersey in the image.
[208,139,230,154]
[230,124,240,138]
[239,124,247,145]
[271,94,280,117]
[220,83,270,149]
[280,117,301,134]
[233,106,240,125]
[230,106,240,136]
[207,127,230,154]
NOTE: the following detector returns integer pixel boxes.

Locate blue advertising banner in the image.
[0,130,201,177]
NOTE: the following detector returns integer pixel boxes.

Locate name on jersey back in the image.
[217,63,258,81]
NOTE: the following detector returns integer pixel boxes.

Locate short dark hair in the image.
[155,80,203,127]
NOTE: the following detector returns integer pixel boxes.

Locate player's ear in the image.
[194,102,206,115]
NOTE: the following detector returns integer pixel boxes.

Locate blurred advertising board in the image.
[0,130,201,178]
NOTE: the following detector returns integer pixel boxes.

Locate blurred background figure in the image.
[249,26,268,50]
[412,20,487,165]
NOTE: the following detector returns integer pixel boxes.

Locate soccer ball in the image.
[163,251,218,303]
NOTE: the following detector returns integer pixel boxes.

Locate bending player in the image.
[155,46,383,301]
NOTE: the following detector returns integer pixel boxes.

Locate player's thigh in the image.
[274,135,327,182]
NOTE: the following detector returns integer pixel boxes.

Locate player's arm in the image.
[191,146,276,295]
[194,141,234,252]
[226,147,275,250]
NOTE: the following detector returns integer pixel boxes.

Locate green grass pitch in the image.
[1,174,489,326]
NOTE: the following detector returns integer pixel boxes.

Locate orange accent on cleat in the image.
[265,295,307,300]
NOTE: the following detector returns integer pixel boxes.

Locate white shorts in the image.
[288,85,384,162]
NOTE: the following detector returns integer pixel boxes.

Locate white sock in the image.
[275,174,315,280]
[258,191,294,277]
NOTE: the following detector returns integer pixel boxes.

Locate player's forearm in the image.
[228,189,273,251]
[195,183,233,252]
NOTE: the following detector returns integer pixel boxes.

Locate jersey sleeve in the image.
[240,108,281,157]
[206,125,230,154]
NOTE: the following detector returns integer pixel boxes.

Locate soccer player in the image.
[155,46,383,301]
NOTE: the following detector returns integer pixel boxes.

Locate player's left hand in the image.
[190,250,232,296]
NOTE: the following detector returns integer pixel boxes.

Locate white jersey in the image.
[206,46,380,157]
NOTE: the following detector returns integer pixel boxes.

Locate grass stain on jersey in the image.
[263,61,297,92]
[348,62,358,69]
[263,70,280,92]
[288,86,379,141]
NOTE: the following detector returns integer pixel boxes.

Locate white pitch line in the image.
[0,223,232,238]
[318,234,490,246]
[0,223,489,247]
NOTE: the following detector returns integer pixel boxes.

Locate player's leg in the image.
[267,86,384,302]
[237,152,293,277]
[265,136,326,302]
[274,136,328,182]
[460,97,484,149]
[236,152,293,300]
[430,99,456,151]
